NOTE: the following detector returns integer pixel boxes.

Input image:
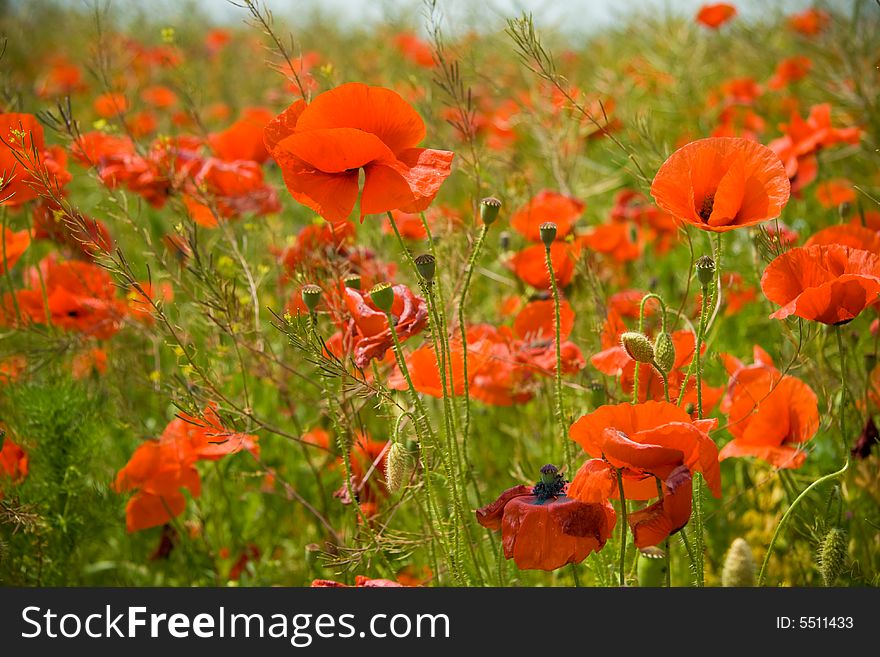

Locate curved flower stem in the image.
[458,224,489,456]
[678,527,698,584]
[757,460,849,586]
[616,467,628,587]
[757,327,851,586]
[545,245,572,475]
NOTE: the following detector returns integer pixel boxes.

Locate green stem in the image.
[458,224,489,453]
[616,468,628,586]
[545,245,572,475]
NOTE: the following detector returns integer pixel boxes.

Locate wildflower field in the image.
[0,0,878,589]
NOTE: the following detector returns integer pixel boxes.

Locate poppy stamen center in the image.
[698,193,715,222]
[533,464,566,501]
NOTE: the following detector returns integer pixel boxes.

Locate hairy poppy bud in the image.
[621,331,654,363]
[369,282,395,313]
[637,547,667,587]
[721,538,756,587]
[589,381,606,407]
[695,255,716,287]
[818,527,847,586]
[653,332,676,373]
[414,253,436,282]
[480,196,502,225]
[539,221,557,247]
[684,402,695,415]
[343,274,361,290]
[301,284,322,312]
[385,442,415,493]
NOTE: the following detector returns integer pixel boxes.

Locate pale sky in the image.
[89,0,826,35]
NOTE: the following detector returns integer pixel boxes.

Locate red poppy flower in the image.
[509,240,581,289]
[93,92,129,118]
[265,83,454,223]
[568,402,720,548]
[788,8,830,35]
[651,137,791,232]
[381,209,428,240]
[35,56,87,98]
[182,157,280,227]
[209,107,274,164]
[341,283,428,368]
[393,32,435,68]
[1,113,72,207]
[815,179,855,208]
[761,244,880,324]
[71,347,108,379]
[140,85,178,109]
[1,256,127,339]
[0,436,28,486]
[719,347,818,469]
[696,3,738,28]
[114,406,258,532]
[311,576,406,588]
[0,355,26,385]
[476,466,616,571]
[805,224,880,254]
[767,56,812,90]
[113,439,201,533]
[510,190,584,241]
[580,222,642,262]
[0,228,29,272]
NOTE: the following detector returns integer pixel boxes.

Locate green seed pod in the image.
[480,197,502,226]
[621,331,655,363]
[414,253,436,283]
[301,284,323,312]
[637,547,667,587]
[499,230,511,251]
[695,255,716,287]
[385,442,415,492]
[653,331,676,373]
[343,274,361,290]
[539,221,557,247]
[369,282,395,313]
[722,538,756,587]
[818,527,847,586]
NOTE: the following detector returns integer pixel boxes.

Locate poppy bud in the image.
[414,253,436,282]
[653,332,676,373]
[817,527,847,586]
[589,381,606,407]
[480,196,502,225]
[684,402,695,415]
[301,284,322,312]
[621,331,654,363]
[637,547,667,587]
[539,221,557,247]
[499,230,511,251]
[721,538,756,587]
[343,274,361,290]
[385,442,415,493]
[369,282,395,313]
[838,202,850,219]
[695,255,716,287]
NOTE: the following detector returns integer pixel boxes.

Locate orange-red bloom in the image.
[510,190,584,241]
[509,240,581,289]
[815,179,855,208]
[767,56,812,90]
[761,245,880,324]
[696,3,738,28]
[476,467,616,571]
[568,401,720,548]
[209,107,274,164]
[0,228,29,272]
[1,113,71,207]
[114,406,258,532]
[265,83,454,223]
[341,283,428,368]
[788,8,830,36]
[719,346,818,469]
[1,256,127,339]
[651,137,790,232]
[0,436,28,486]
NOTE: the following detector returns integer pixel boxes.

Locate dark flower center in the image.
[698,193,715,222]
[533,464,566,501]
